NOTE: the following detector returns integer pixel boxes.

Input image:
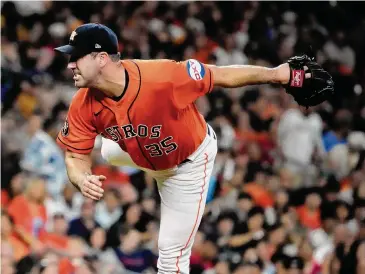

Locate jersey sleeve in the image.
[171,59,214,108]
[57,90,97,154]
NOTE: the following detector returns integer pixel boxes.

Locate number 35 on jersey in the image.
[101,123,178,157]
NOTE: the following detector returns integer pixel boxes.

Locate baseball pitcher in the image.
[54,23,334,274]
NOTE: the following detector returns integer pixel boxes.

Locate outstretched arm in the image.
[170,59,307,109]
[208,55,334,108]
[208,63,291,88]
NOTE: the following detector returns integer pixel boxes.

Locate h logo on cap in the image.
[70,31,77,41]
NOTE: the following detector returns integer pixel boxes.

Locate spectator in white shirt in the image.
[95,188,123,230]
[45,183,83,231]
[277,103,324,187]
[214,34,248,66]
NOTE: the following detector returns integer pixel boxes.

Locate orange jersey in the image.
[57,59,214,170]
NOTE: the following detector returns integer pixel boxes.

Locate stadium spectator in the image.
[95,187,123,230]
[67,199,101,245]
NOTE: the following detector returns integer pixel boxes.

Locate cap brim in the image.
[54,44,75,55]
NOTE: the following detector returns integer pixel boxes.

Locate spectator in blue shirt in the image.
[68,199,101,245]
[322,109,352,152]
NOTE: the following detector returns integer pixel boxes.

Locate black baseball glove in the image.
[284,55,334,107]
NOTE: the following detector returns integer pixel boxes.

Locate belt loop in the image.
[207,123,216,140]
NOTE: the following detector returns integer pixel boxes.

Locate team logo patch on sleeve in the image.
[61,118,69,137]
[186,59,205,81]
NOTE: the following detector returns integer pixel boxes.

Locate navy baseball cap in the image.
[54,23,119,60]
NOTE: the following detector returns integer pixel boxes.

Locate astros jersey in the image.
[57,59,214,170]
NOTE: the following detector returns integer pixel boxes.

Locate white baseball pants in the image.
[101,124,218,274]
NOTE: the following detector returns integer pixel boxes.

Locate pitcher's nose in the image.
[67,62,77,70]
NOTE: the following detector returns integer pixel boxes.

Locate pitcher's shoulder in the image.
[124,59,179,82]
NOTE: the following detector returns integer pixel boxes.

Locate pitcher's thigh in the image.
[157,152,215,274]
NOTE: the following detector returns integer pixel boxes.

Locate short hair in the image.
[90,52,120,62]
[247,206,265,219]
[238,191,253,201]
[109,53,121,62]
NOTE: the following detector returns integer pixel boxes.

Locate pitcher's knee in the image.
[100,137,136,167]
[157,241,191,274]
[100,138,112,163]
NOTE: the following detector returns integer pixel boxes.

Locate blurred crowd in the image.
[1,1,365,274]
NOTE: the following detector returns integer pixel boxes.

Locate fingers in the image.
[80,174,105,200]
[85,187,103,200]
[89,176,102,187]
[83,191,100,201]
[86,180,104,195]
[82,185,103,200]
[98,175,107,181]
